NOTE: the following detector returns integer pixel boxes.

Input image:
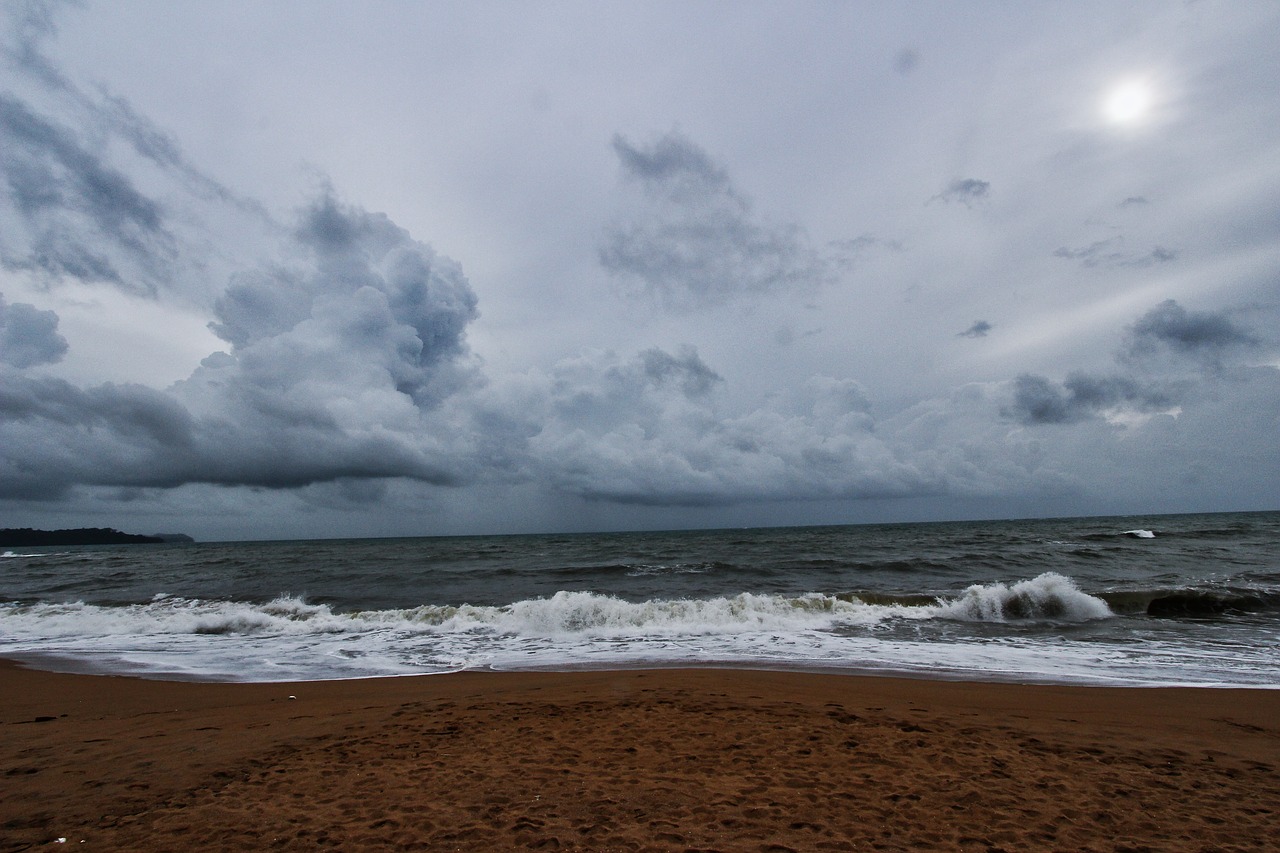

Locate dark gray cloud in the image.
[0,92,174,290]
[1006,372,1176,426]
[0,191,481,499]
[0,2,267,300]
[1053,238,1176,269]
[1125,299,1258,358]
[600,131,831,309]
[0,292,66,366]
[0,370,461,499]
[1119,196,1148,207]
[931,178,990,207]
[958,320,992,339]
[0,0,69,84]
[608,131,729,200]
[0,373,194,498]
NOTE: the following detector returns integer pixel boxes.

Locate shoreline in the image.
[8,649,1279,690]
[4,659,1278,850]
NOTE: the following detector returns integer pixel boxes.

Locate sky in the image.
[1,0,1277,541]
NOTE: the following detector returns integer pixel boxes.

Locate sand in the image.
[2,661,1278,852]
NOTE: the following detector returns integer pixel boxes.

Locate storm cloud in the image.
[0,189,481,499]
[1125,299,1259,358]
[1006,372,1177,426]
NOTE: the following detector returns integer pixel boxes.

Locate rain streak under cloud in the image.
[0,0,1278,540]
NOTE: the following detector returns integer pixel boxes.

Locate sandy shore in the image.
[2,661,1278,851]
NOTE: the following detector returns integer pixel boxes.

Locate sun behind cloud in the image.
[1103,78,1153,124]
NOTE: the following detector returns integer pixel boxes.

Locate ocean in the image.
[2,511,1278,686]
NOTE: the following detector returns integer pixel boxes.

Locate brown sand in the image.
[2,661,1278,852]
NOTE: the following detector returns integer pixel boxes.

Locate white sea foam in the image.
[1124,529,1156,538]
[933,572,1112,622]
[0,577,1107,646]
[2,574,1274,686]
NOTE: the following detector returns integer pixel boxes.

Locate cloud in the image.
[0,3,267,300]
[4,3,1277,530]
[892,48,920,76]
[0,190,482,499]
[479,350,1015,507]
[829,233,905,272]
[178,190,483,471]
[208,191,479,409]
[1052,238,1176,269]
[1125,299,1258,359]
[0,92,174,290]
[1005,372,1177,425]
[931,178,990,207]
[1001,299,1275,429]
[0,292,66,366]
[0,0,68,84]
[600,131,832,309]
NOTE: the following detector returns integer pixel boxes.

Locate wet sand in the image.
[2,660,1278,851]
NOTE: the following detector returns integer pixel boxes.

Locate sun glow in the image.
[1103,79,1152,124]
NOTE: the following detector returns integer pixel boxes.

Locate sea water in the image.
[2,511,1278,686]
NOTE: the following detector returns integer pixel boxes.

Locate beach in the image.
[3,661,1278,851]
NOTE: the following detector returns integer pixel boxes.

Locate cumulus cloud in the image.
[600,131,831,310]
[1052,238,1176,268]
[476,349,1003,507]
[0,292,66,366]
[0,190,482,499]
[931,178,989,207]
[205,192,479,407]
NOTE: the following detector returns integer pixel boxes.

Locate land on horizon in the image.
[0,528,193,547]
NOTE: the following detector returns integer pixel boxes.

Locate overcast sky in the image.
[1,0,1277,541]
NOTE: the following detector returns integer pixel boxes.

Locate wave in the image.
[932,573,1112,622]
[1079,529,1158,541]
[10,575,1275,643]
[1,573,1122,644]
[1101,587,1280,617]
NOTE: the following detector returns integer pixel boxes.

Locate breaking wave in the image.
[933,572,1112,622]
[0,573,1118,643]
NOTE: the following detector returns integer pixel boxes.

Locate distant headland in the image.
[0,528,194,546]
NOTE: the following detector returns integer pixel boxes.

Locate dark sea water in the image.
[2,511,1278,686]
